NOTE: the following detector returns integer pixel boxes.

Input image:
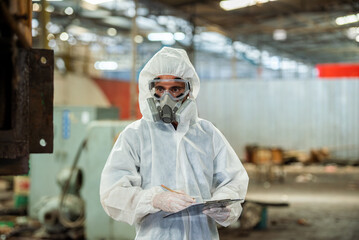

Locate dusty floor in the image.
[1,164,358,240]
[219,164,359,240]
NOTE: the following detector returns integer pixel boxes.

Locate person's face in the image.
[154,75,186,99]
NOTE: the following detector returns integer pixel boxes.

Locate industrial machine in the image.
[29,106,136,239]
[0,0,54,175]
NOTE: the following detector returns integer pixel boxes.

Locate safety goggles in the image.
[149,78,191,101]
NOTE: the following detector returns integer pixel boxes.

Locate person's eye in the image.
[171,87,182,93]
[155,86,164,92]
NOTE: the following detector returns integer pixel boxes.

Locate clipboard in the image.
[163,198,242,218]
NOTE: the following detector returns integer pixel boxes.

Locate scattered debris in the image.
[245,145,284,165]
[295,173,316,183]
[0,225,13,235]
[297,218,310,226]
[347,182,359,190]
[324,165,337,173]
[245,144,338,166]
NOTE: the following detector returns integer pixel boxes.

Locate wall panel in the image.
[197,79,359,162]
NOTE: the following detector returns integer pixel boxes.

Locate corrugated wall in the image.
[196,79,359,162]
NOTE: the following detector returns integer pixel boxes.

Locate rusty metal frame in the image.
[0,49,30,175]
[0,0,53,175]
[29,49,54,153]
[0,49,53,175]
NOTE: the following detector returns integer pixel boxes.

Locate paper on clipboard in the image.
[163,198,243,218]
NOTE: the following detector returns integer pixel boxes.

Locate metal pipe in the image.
[130,0,138,119]
[40,0,50,49]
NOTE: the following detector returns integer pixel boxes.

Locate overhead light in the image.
[347,27,359,39]
[32,3,41,12]
[220,0,276,11]
[83,0,113,5]
[77,32,97,42]
[147,32,176,45]
[134,35,143,44]
[103,16,132,29]
[273,29,287,41]
[126,8,136,18]
[46,5,55,13]
[335,13,359,25]
[59,32,69,41]
[147,32,173,41]
[136,17,163,32]
[64,7,74,15]
[48,39,57,49]
[107,28,117,36]
[47,33,55,41]
[200,32,227,45]
[94,61,118,71]
[68,37,77,46]
[81,1,98,10]
[174,32,185,41]
[269,56,280,70]
[68,25,89,35]
[46,22,61,34]
[246,49,261,60]
[137,8,149,16]
[32,19,39,28]
[56,58,66,71]
[32,29,39,37]
[157,16,168,25]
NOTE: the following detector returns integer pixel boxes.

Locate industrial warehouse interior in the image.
[0,0,358,239]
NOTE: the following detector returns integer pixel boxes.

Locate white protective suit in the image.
[100,47,249,240]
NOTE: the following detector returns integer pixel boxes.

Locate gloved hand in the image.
[152,191,195,213]
[203,206,231,223]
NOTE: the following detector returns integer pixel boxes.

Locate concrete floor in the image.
[219,164,359,240]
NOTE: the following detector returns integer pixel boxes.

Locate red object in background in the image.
[316,63,359,78]
[93,77,142,120]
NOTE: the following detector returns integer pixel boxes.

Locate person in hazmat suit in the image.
[100,47,249,240]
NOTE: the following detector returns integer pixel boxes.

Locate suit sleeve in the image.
[211,125,249,227]
[100,129,162,225]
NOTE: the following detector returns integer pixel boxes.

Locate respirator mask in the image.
[147,78,191,124]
